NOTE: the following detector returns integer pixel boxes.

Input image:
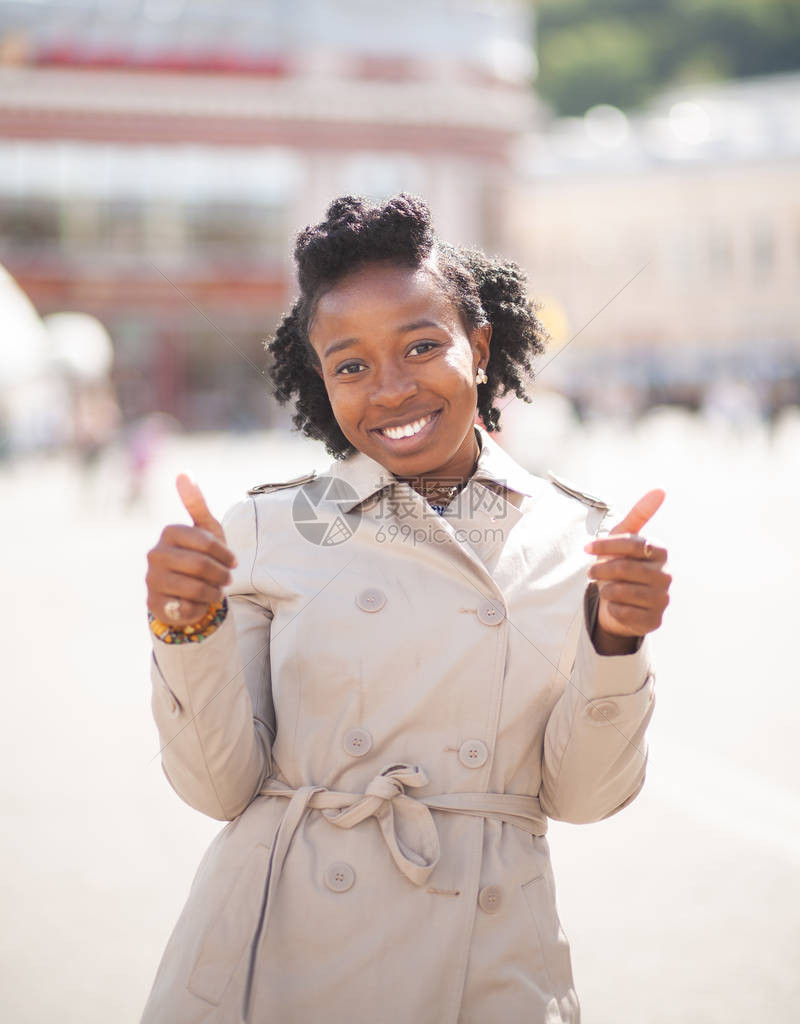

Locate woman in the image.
[143,194,670,1023]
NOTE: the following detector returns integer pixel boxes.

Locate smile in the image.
[371,410,442,451]
[379,414,435,439]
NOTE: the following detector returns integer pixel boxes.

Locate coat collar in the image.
[329,422,541,513]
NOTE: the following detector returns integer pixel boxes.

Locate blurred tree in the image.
[534,0,800,115]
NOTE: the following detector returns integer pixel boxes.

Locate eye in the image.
[335,361,366,376]
[409,340,438,356]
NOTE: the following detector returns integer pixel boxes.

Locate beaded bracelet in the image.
[148,598,228,645]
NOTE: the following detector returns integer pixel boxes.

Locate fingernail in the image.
[584,543,595,554]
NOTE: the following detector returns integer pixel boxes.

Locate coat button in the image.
[587,700,619,723]
[343,727,373,757]
[458,739,489,768]
[324,862,355,893]
[478,885,503,914]
[476,599,504,626]
[356,588,386,612]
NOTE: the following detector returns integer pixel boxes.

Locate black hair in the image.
[266,193,548,458]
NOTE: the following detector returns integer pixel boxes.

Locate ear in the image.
[471,323,492,372]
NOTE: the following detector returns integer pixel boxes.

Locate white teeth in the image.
[380,414,432,440]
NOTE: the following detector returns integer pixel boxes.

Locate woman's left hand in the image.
[584,489,672,651]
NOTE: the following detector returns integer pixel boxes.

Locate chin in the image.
[375,441,454,477]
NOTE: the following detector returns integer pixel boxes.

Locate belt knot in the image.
[320,763,438,885]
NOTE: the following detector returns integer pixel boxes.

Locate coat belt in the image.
[242,763,547,1021]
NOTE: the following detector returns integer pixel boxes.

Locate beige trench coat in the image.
[142,424,655,1024]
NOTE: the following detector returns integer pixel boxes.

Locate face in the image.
[307,263,491,482]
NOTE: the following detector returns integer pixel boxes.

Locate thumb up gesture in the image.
[146,474,238,627]
[584,489,671,652]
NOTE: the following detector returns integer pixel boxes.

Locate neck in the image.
[397,434,481,502]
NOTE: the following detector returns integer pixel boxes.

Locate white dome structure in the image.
[0,263,51,386]
[44,312,114,382]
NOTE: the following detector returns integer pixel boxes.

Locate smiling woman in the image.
[142,193,671,1024]
[269,196,545,443]
[266,194,548,507]
[309,262,490,491]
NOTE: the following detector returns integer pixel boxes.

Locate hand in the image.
[584,489,671,652]
[146,474,237,627]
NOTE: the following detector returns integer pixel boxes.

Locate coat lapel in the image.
[324,424,547,591]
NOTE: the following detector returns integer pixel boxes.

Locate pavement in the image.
[2,408,798,1023]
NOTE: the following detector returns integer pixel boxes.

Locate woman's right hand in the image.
[146,474,238,627]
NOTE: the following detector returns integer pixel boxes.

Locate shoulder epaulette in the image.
[247,470,317,496]
[547,471,609,511]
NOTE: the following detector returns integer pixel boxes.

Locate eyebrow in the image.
[323,319,444,359]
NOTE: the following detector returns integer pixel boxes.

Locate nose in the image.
[369,359,418,408]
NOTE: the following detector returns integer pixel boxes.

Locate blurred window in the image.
[0,193,288,271]
[99,200,146,259]
[0,199,60,264]
[183,203,286,266]
[56,199,146,268]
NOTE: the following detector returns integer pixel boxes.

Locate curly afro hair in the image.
[266,193,549,458]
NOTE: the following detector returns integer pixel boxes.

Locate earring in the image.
[475,367,488,385]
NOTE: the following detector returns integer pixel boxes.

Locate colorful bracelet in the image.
[148,599,228,645]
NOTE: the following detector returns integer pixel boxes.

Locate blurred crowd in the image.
[555,353,800,431]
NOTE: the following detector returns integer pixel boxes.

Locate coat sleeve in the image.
[538,581,656,825]
[148,496,274,821]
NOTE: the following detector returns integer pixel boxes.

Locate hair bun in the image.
[379,193,430,225]
[375,193,434,256]
[325,195,366,228]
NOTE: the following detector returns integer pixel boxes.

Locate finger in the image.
[151,545,234,586]
[158,571,224,609]
[597,581,670,611]
[585,536,668,563]
[160,524,237,568]
[588,559,671,585]
[176,474,225,540]
[610,489,665,536]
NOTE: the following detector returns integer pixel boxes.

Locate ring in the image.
[164,598,182,622]
[642,541,654,560]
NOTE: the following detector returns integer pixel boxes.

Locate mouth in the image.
[370,410,442,452]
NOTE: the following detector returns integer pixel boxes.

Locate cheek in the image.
[323,379,360,428]
[440,344,475,385]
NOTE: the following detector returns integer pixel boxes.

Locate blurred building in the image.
[0,0,537,428]
[507,73,800,419]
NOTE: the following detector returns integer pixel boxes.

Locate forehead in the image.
[309,263,459,338]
